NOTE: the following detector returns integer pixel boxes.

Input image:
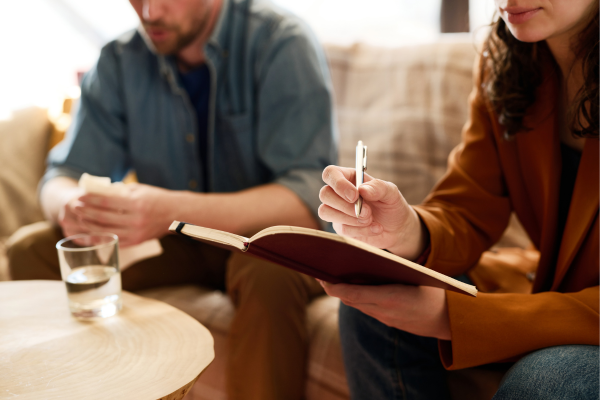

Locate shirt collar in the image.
[206,0,231,53]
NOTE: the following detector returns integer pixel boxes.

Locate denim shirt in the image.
[44,0,337,225]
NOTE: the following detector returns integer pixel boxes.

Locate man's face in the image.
[129,0,212,55]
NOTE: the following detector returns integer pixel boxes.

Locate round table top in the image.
[0,280,214,400]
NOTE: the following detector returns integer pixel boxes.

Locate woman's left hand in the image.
[320,281,451,340]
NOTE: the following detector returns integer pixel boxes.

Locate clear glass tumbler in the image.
[56,233,122,319]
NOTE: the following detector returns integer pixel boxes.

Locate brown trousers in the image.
[7,222,324,400]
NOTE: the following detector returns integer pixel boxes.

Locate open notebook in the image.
[169,221,477,297]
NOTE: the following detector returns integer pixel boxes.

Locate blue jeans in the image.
[339,303,599,400]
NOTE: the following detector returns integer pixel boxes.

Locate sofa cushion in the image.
[325,38,531,249]
[0,107,51,236]
[305,296,349,400]
[0,237,8,282]
[326,38,477,205]
[138,285,235,334]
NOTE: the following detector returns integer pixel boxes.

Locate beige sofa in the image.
[0,36,528,400]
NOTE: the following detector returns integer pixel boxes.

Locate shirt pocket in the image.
[214,113,260,190]
[217,113,251,134]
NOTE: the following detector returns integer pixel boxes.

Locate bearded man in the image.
[7,0,337,399]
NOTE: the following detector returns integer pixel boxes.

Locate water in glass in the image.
[56,233,122,319]
[65,265,122,318]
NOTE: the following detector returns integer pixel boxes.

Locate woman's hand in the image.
[319,165,427,260]
[320,280,451,340]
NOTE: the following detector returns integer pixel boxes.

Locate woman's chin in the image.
[505,25,551,43]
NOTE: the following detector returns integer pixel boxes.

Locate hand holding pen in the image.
[319,141,428,260]
[355,140,367,217]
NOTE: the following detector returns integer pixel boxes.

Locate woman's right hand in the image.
[319,165,427,260]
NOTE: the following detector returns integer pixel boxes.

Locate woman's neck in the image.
[546,32,584,99]
[546,34,586,152]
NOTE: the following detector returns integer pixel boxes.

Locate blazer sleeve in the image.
[413,63,512,278]
[439,286,599,369]
[413,57,600,369]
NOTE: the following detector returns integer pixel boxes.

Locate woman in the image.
[318,0,598,398]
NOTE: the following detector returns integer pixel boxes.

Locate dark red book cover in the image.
[170,221,476,296]
[246,233,474,296]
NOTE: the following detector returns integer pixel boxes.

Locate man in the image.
[7,0,337,399]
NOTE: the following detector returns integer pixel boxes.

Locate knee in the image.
[338,303,367,353]
[340,301,397,340]
[494,345,599,400]
[339,302,392,355]
[227,254,311,312]
[7,222,61,280]
[338,302,368,336]
[339,302,388,340]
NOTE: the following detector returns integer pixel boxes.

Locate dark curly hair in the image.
[481,8,599,139]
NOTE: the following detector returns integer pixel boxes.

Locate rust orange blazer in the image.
[413,57,599,370]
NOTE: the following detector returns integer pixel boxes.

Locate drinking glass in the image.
[56,233,122,319]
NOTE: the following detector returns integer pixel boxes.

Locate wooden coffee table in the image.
[0,280,214,400]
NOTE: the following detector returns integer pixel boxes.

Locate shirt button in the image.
[186,134,195,143]
[188,180,198,189]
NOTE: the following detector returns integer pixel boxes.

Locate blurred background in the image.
[0,0,495,116]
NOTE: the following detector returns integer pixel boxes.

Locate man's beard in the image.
[143,15,209,55]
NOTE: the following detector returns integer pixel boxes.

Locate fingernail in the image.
[370,224,382,233]
[358,218,369,224]
[345,190,355,202]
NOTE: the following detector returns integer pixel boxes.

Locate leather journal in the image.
[169,221,477,296]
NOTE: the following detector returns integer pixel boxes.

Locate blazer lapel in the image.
[520,116,561,294]
[516,104,560,248]
[552,139,600,289]
[517,66,562,293]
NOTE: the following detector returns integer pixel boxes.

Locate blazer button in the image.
[186,134,195,143]
[188,180,198,189]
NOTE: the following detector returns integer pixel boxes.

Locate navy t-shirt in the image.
[178,64,211,191]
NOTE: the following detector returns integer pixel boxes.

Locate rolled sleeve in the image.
[256,22,338,228]
[274,169,329,230]
[43,43,130,190]
[41,165,86,187]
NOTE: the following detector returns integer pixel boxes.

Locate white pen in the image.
[355,140,367,218]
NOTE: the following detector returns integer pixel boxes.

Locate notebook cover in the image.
[247,232,471,295]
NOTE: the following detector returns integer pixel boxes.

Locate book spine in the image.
[174,222,189,234]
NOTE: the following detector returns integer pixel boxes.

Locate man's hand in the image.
[320,281,451,340]
[319,165,427,260]
[67,183,175,247]
[58,192,91,238]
